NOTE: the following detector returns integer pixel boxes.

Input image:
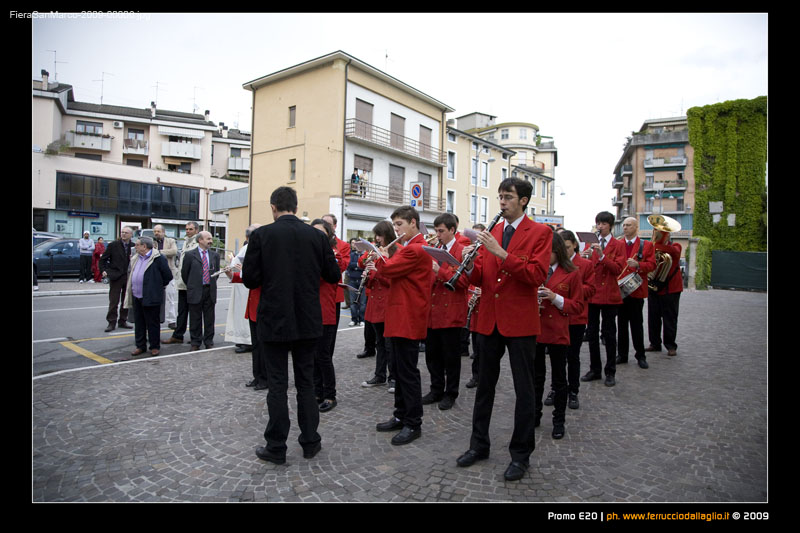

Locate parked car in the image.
[33,238,81,278]
[33,231,61,247]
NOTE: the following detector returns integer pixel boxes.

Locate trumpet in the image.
[444,210,504,291]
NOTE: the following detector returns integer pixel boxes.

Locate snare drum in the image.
[618,272,643,299]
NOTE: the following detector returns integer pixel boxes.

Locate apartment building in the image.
[456,112,559,217]
[612,116,693,251]
[239,51,454,241]
[444,125,514,227]
[32,70,248,243]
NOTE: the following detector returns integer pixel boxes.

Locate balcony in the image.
[345,118,445,166]
[643,180,688,191]
[644,156,687,169]
[162,141,202,160]
[65,131,112,151]
[612,175,623,188]
[122,138,149,156]
[343,178,445,212]
[228,157,250,172]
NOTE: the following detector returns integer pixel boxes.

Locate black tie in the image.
[502,224,515,250]
[546,266,554,284]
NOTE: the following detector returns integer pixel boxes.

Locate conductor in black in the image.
[243,186,342,464]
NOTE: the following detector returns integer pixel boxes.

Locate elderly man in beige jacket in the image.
[153,224,179,326]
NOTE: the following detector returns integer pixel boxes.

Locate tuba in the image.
[646,214,681,292]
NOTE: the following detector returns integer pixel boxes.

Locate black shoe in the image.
[552,424,565,440]
[391,426,421,445]
[465,377,478,389]
[438,396,455,411]
[543,390,555,406]
[361,376,386,387]
[246,379,257,387]
[376,417,403,432]
[302,442,322,459]
[581,371,601,382]
[503,461,529,481]
[356,350,375,359]
[118,322,133,329]
[255,446,286,465]
[104,323,115,332]
[605,374,616,387]
[254,382,268,391]
[421,392,442,405]
[637,357,649,369]
[235,345,253,353]
[616,356,628,364]
[568,392,579,410]
[319,399,337,412]
[456,449,489,467]
[645,345,662,352]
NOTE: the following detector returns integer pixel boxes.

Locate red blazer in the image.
[428,239,470,330]
[538,265,584,346]
[570,253,595,326]
[589,235,626,306]
[376,232,434,340]
[653,241,683,295]
[618,236,656,299]
[319,278,338,326]
[455,231,473,247]
[230,272,262,322]
[468,216,552,337]
[333,237,349,303]
[364,270,390,324]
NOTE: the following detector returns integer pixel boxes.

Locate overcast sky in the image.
[31,12,768,231]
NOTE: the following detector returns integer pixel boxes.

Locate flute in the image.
[444,210,504,291]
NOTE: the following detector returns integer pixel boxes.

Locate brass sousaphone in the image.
[646,214,682,292]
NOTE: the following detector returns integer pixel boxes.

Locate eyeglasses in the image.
[497,194,518,201]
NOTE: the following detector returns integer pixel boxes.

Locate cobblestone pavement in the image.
[32,289,767,502]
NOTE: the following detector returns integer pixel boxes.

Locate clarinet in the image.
[354,269,369,304]
[444,210,504,292]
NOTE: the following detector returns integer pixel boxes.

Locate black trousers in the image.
[425,327,462,399]
[314,324,338,401]
[249,319,268,387]
[587,303,619,377]
[618,296,646,361]
[470,331,480,379]
[132,297,161,351]
[171,289,189,340]
[372,322,394,382]
[470,329,537,463]
[80,254,93,282]
[386,337,422,429]
[566,324,586,394]
[363,319,376,356]
[535,343,568,426]
[648,292,681,351]
[262,338,320,457]
[188,285,215,348]
[106,274,129,325]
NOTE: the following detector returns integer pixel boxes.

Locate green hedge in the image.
[691,236,713,290]
[687,96,767,252]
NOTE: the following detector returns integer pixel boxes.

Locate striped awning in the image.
[158,125,206,139]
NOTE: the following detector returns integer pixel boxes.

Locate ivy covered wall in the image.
[687,96,767,252]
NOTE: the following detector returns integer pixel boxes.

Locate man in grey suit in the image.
[243,186,341,465]
[181,231,219,350]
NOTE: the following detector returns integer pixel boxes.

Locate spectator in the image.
[78,231,95,283]
[153,225,179,327]
[163,222,200,345]
[92,237,105,283]
[124,236,172,356]
[100,227,134,332]
[346,238,365,326]
[181,231,219,350]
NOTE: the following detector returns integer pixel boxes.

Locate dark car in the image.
[33,238,81,278]
[33,231,61,247]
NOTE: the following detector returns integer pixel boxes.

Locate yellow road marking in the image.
[60,341,114,365]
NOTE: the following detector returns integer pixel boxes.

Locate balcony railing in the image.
[644,156,687,169]
[643,180,688,191]
[162,141,202,160]
[345,118,445,166]
[343,178,445,212]
[122,138,149,156]
[65,131,112,151]
[228,157,250,171]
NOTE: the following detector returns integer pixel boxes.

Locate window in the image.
[471,194,478,223]
[645,173,654,188]
[471,158,478,186]
[76,120,103,135]
[75,153,101,161]
[501,129,509,140]
[447,132,456,143]
[231,147,241,158]
[530,177,537,196]
[481,160,488,188]
[501,167,508,180]
[289,106,296,128]
[480,197,488,223]
[541,180,547,198]
[446,190,455,214]
[126,158,144,167]
[447,151,456,180]
[389,164,404,203]
[127,128,144,141]
[677,171,685,181]
[289,159,296,181]
[517,151,527,166]
[519,128,527,140]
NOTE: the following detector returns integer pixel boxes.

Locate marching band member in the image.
[360,221,397,389]
[616,217,656,369]
[581,211,626,387]
[311,219,341,413]
[455,177,552,482]
[646,220,683,357]
[533,231,584,440]
[422,213,470,411]
[374,206,434,446]
[543,229,595,410]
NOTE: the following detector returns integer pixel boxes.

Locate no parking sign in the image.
[410,181,424,212]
